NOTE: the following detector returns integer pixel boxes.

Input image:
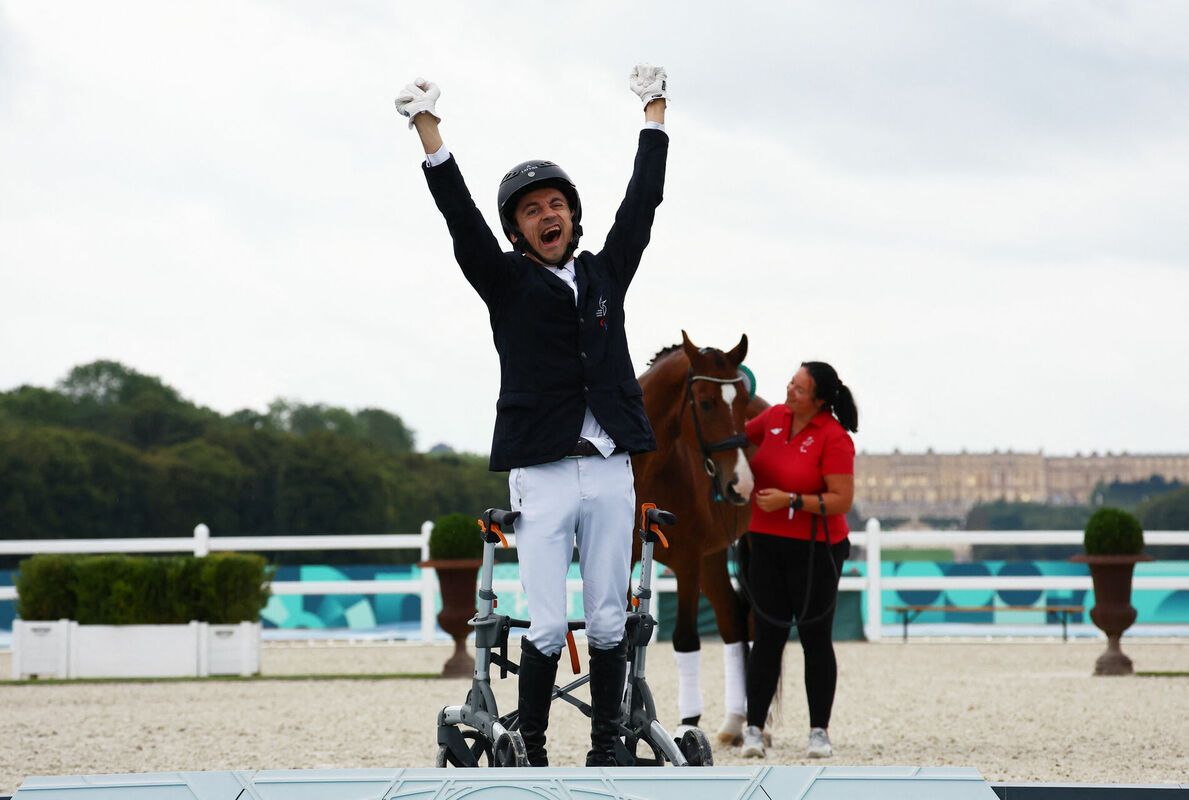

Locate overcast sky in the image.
[3,1,1187,458]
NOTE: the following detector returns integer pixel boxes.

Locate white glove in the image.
[394,78,441,129]
[629,63,668,108]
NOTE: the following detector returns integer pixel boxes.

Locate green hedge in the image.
[14,553,273,624]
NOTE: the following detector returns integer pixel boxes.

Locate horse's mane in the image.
[647,342,731,370]
[647,344,683,367]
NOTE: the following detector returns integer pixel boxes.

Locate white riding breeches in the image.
[509,452,635,656]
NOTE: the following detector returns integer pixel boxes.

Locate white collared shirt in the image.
[547,260,616,457]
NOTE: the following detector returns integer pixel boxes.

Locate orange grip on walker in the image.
[639,503,669,548]
[565,630,580,674]
[477,518,509,548]
[652,525,669,548]
[640,502,655,531]
[491,523,508,548]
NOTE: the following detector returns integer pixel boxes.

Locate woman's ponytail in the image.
[833,383,858,433]
[801,360,859,433]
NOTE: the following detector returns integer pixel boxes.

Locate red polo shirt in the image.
[745,405,854,543]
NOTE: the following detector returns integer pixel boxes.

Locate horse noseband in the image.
[684,368,749,480]
[701,433,749,476]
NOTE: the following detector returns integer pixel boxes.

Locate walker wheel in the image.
[493,730,529,767]
[678,728,713,766]
[436,728,493,767]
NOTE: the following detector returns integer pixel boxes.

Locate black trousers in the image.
[744,532,850,730]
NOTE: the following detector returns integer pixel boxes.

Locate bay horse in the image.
[631,331,769,743]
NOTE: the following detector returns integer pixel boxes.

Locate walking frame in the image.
[435,504,713,767]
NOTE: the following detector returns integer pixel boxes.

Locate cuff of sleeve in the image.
[644,121,666,133]
[425,143,451,167]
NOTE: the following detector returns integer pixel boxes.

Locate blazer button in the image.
[580,351,588,359]
[579,317,585,324]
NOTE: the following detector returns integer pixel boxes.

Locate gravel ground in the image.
[1,639,1187,794]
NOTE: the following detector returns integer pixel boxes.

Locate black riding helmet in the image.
[497,160,583,264]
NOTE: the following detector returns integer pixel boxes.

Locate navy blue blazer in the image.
[424,128,668,471]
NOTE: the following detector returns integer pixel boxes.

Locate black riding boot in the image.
[517,637,559,767]
[586,639,628,766]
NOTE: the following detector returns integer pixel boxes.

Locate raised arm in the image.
[630,63,668,124]
[597,64,670,283]
[394,77,510,302]
[395,78,444,155]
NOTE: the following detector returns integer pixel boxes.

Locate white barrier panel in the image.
[68,622,201,679]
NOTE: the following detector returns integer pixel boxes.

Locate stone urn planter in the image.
[421,512,486,678]
[419,558,482,678]
[1071,507,1150,676]
[1069,553,1153,675]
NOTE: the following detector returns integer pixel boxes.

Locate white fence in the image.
[3,521,1188,642]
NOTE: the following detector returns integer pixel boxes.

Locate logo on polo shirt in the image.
[801,435,814,454]
[770,428,782,436]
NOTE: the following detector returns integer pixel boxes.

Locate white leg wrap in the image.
[722,641,747,717]
[674,648,704,721]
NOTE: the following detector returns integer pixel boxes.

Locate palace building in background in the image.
[854,450,1189,522]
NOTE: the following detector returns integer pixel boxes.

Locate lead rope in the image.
[724,493,841,630]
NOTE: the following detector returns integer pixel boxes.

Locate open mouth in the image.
[541,226,562,246]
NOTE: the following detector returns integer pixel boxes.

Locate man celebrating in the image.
[395,65,669,767]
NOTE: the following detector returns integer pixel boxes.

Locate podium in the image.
[12,766,998,799]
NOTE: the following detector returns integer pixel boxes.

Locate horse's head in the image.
[680,330,755,506]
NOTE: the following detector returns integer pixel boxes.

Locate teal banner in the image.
[5,560,1187,633]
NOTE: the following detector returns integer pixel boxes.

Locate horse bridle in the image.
[682,367,749,490]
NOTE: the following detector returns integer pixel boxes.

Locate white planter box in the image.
[11,620,261,679]
[204,621,261,676]
[10,619,70,679]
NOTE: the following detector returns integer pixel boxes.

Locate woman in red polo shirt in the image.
[740,361,858,760]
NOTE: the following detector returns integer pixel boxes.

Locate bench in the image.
[885,605,1085,642]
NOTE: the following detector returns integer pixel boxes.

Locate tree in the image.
[146,440,249,536]
[0,427,153,543]
[388,451,506,532]
[0,385,75,429]
[201,426,291,535]
[966,499,1092,531]
[356,407,416,454]
[966,500,1093,560]
[274,432,391,534]
[1091,476,1184,511]
[1136,487,1189,530]
[55,360,216,448]
[1134,487,1189,559]
[263,400,415,453]
[288,403,364,437]
[1,361,476,562]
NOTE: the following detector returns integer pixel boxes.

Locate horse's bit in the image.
[682,367,749,487]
